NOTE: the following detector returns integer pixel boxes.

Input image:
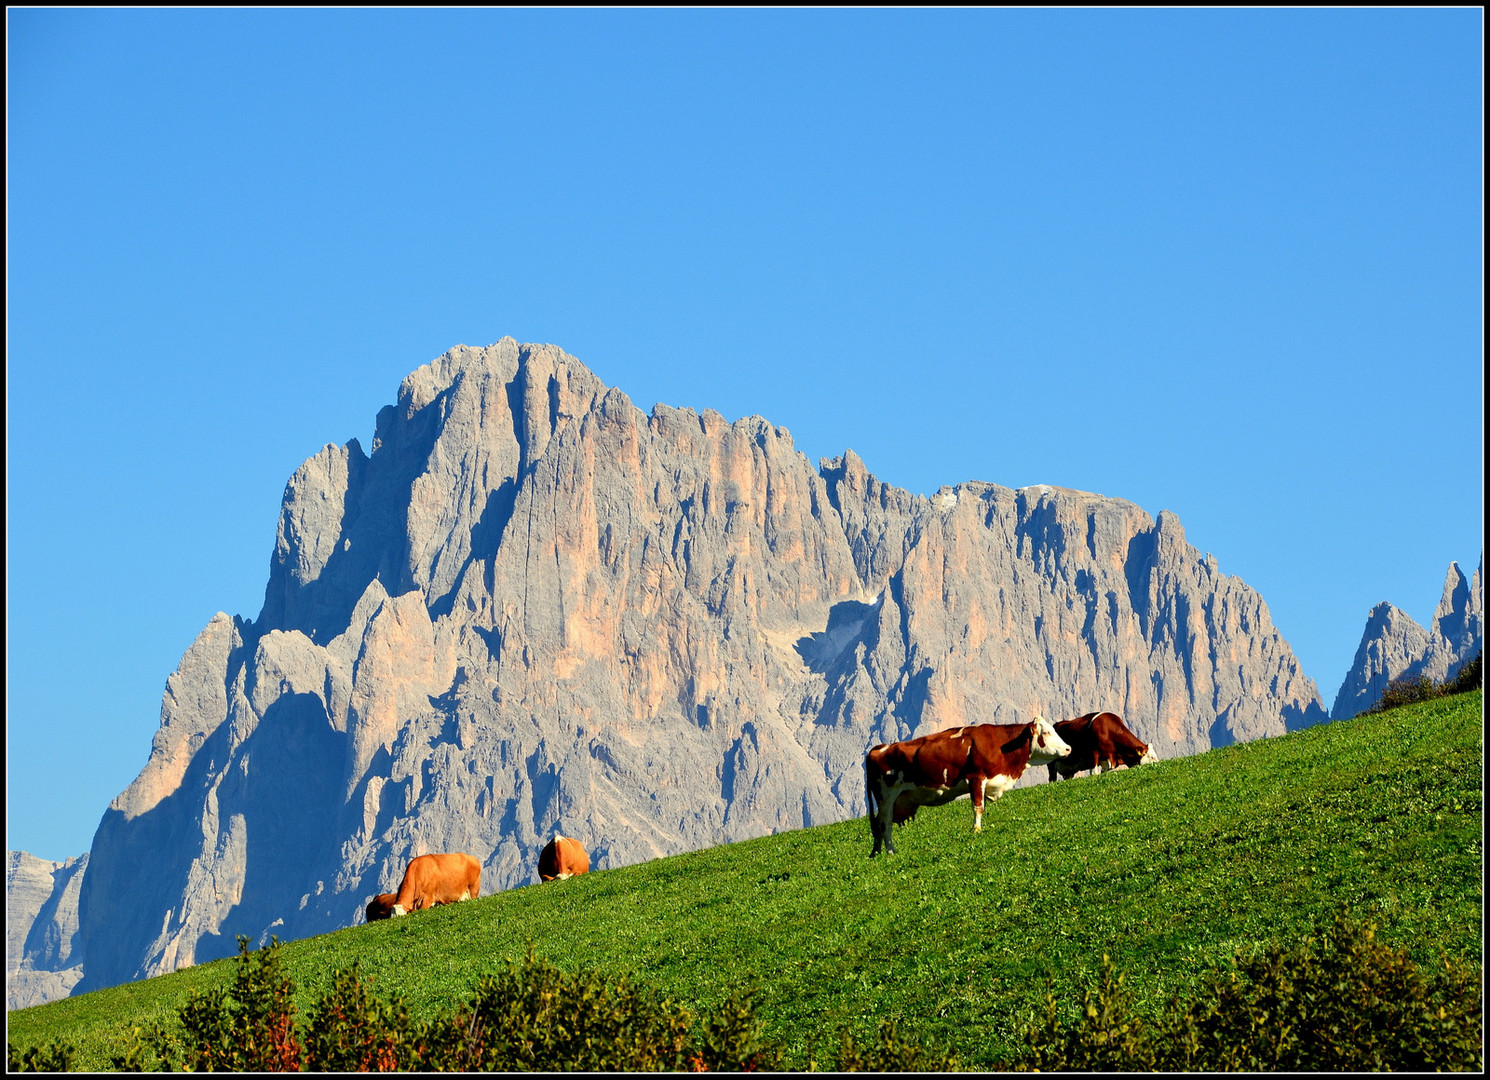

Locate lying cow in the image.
[865,716,1071,856]
[367,852,481,919]
[1046,711,1156,782]
[537,834,590,882]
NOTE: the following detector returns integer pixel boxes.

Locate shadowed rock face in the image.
[1332,556,1484,719]
[7,850,88,1010]
[72,338,1327,994]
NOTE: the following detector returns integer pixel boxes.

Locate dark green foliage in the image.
[90,937,783,1072]
[1446,650,1483,695]
[1374,673,1444,712]
[686,988,784,1072]
[1372,650,1483,713]
[106,936,301,1071]
[835,1019,962,1071]
[1018,912,1484,1071]
[7,1040,75,1072]
[415,951,777,1070]
[300,960,417,1071]
[1021,954,1159,1071]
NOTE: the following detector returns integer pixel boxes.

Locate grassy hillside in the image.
[10,690,1482,1070]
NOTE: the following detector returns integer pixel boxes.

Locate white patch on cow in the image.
[458,889,471,901]
[556,872,573,880]
[392,904,407,917]
[1140,745,1158,765]
[986,773,1018,800]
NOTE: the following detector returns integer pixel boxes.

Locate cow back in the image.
[538,834,590,881]
[394,852,481,912]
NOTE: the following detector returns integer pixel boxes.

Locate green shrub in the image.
[1020,954,1158,1071]
[77,936,783,1072]
[1371,651,1483,714]
[1373,672,1443,712]
[1017,912,1483,1071]
[835,1019,962,1071]
[1167,913,1483,1071]
[7,1040,75,1072]
[300,960,418,1071]
[414,952,778,1070]
[1446,651,1483,695]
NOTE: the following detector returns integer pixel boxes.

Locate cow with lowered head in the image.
[364,892,397,923]
[1046,712,1156,782]
[537,834,590,882]
[365,852,481,920]
[864,716,1071,856]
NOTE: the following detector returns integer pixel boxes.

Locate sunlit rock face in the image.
[73,338,1327,995]
[6,850,88,1010]
[1332,557,1484,719]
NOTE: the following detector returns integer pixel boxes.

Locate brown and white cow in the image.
[1046,712,1157,782]
[537,834,590,882]
[374,852,482,918]
[864,717,1071,856]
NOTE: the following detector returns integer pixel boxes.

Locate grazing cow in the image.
[537,834,590,882]
[381,852,482,917]
[864,717,1072,856]
[365,892,397,923]
[1046,712,1157,782]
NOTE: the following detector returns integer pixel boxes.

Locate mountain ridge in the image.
[18,338,1330,1003]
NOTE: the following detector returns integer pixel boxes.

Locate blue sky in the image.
[7,9,1482,863]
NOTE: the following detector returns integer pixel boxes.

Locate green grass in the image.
[10,690,1482,1070]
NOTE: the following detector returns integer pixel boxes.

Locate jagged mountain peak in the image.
[1331,555,1484,719]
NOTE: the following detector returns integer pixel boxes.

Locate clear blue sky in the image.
[7,9,1483,863]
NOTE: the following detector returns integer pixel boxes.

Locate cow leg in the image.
[878,795,898,855]
[868,786,887,856]
[971,775,987,832]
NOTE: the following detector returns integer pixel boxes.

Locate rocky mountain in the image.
[1331,556,1484,719]
[6,851,88,1010]
[63,338,1327,997]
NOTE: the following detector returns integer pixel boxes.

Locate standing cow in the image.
[537,834,590,882]
[367,852,481,919]
[864,717,1071,856]
[1046,712,1156,782]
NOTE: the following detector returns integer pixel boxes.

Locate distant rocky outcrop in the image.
[6,851,88,1010]
[70,339,1328,997]
[1332,557,1485,719]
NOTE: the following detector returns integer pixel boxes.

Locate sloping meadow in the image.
[10,691,1481,1069]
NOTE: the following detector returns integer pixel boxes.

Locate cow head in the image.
[1027,715,1072,765]
[365,893,397,923]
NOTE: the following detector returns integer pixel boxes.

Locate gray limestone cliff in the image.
[72,339,1328,996]
[6,851,88,1010]
[1331,556,1484,719]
